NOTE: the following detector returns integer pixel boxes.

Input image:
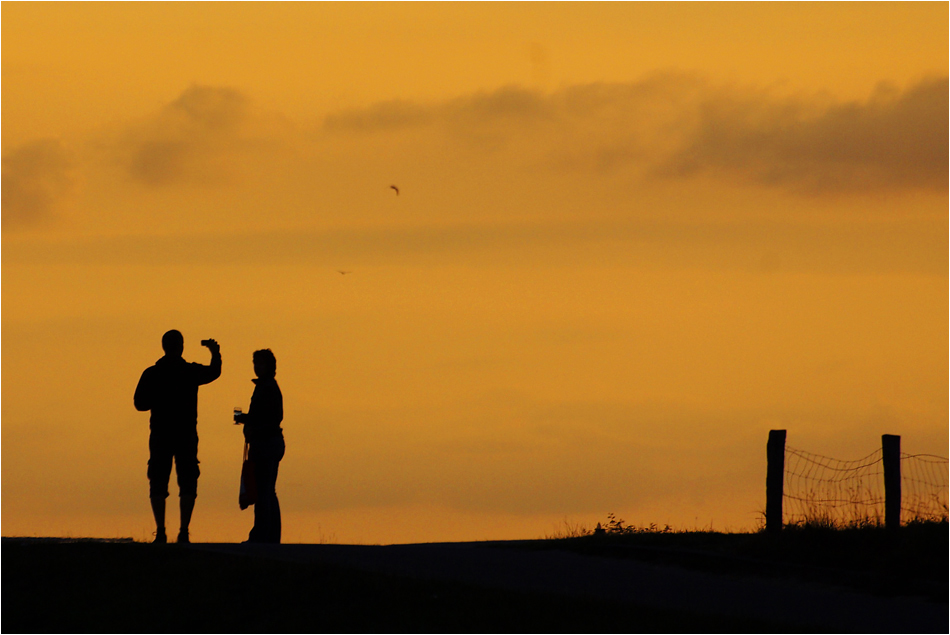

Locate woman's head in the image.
[253,349,277,378]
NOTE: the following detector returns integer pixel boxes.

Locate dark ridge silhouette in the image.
[4,526,947,632]
[134,330,221,544]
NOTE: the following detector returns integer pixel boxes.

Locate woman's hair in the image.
[253,348,277,377]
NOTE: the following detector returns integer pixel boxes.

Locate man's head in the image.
[162,330,184,357]
[253,349,277,379]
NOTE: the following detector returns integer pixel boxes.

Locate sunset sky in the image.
[3,2,947,544]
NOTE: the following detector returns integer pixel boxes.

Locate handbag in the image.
[239,441,257,510]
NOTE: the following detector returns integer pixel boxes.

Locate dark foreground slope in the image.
[542,521,949,602]
[4,539,788,633]
[4,526,947,633]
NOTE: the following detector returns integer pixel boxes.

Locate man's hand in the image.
[201,338,221,355]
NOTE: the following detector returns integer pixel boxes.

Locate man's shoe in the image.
[153,531,167,544]
[177,530,190,544]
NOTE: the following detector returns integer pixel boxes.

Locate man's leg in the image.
[175,432,200,543]
[150,498,167,543]
[147,433,173,543]
[179,495,195,543]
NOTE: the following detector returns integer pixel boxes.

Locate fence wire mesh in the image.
[784,446,885,525]
[900,453,949,522]
[783,444,949,526]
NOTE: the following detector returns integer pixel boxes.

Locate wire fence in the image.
[783,445,948,526]
[784,446,886,525]
[901,453,950,522]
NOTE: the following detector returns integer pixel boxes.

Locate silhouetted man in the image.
[134,330,221,543]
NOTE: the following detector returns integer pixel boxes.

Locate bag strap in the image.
[243,441,250,462]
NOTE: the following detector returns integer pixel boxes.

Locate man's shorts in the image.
[148,429,200,499]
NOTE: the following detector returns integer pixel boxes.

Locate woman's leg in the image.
[269,435,285,543]
[250,435,284,543]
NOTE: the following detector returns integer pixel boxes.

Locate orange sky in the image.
[3,2,947,544]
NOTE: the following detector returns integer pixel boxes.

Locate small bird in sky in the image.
[390,185,399,196]
[337,270,352,275]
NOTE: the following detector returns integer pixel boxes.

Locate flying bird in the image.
[337,270,352,275]
[390,185,399,196]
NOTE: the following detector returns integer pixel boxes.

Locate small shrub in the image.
[545,519,593,539]
[594,513,674,536]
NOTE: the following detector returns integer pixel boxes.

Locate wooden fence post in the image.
[882,434,901,530]
[766,429,787,533]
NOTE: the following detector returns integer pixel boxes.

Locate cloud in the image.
[664,77,949,194]
[324,73,703,135]
[120,85,254,186]
[1,139,73,230]
[17,77,941,234]
[322,74,949,194]
[323,74,702,164]
[324,99,434,132]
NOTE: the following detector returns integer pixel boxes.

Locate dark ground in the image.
[543,521,949,602]
[3,524,946,633]
[3,540,784,633]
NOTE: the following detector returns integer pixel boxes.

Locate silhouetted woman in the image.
[234,349,285,543]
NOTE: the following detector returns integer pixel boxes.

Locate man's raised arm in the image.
[196,338,222,385]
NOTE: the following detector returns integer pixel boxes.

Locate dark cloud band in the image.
[1,139,73,230]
